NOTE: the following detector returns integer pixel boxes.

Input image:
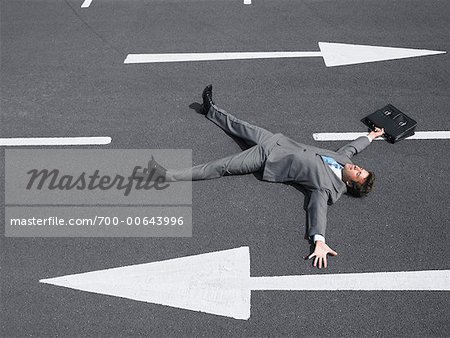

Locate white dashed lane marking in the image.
[81,0,93,8]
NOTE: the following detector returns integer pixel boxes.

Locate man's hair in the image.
[347,171,375,197]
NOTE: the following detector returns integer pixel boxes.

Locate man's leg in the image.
[206,105,275,146]
[202,85,274,146]
[165,144,266,181]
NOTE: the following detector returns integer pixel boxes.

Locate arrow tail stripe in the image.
[249,270,450,291]
[124,52,322,64]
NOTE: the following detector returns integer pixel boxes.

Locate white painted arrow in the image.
[124,42,446,67]
[40,247,450,320]
[0,136,111,146]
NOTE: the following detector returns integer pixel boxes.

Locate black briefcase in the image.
[361,104,417,143]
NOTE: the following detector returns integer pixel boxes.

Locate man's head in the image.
[342,163,375,197]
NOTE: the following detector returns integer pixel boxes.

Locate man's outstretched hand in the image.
[368,127,385,140]
[307,241,337,269]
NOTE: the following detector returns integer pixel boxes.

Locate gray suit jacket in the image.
[261,133,371,238]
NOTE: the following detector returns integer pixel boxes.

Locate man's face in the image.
[343,163,369,186]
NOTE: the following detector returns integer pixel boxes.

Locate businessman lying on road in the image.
[139,85,385,269]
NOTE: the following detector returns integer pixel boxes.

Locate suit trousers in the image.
[165,105,278,181]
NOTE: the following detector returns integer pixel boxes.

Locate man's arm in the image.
[337,128,385,158]
[306,190,337,269]
[306,190,329,239]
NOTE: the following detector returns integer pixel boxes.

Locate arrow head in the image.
[40,246,251,320]
[319,42,446,67]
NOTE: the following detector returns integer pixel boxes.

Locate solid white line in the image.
[124,52,322,64]
[81,0,93,8]
[313,131,450,141]
[250,270,450,291]
[0,137,112,146]
[244,0,252,4]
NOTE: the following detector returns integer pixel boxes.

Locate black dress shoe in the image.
[132,156,167,181]
[201,84,214,114]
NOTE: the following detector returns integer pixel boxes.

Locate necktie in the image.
[321,156,343,170]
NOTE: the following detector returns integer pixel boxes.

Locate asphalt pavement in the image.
[1,0,449,336]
